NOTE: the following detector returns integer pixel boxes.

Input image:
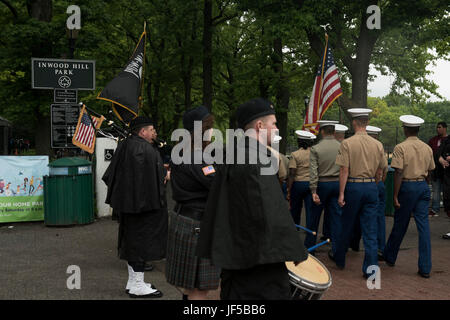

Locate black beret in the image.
[130,116,154,130]
[236,98,275,129]
[183,105,210,131]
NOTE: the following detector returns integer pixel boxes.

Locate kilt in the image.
[118,209,168,262]
[165,210,221,290]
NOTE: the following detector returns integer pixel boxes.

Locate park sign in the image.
[32,58,95,90]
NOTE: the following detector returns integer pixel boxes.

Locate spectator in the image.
[428,122,447,216]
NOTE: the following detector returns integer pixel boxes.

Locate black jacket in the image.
[197,136,308,270]
[102,134,167,213]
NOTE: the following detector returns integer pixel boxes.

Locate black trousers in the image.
[128,261,145,272]
[220,263,290,300]
[443,171,450,211]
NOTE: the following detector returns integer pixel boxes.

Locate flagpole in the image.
[139,21,147,113]
[316,33,328,122]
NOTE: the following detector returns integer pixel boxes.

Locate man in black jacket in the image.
[198,98,308,300]
[102,116,167,298]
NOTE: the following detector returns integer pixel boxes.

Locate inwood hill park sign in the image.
[31,58,95,90]
[31,57,96,149]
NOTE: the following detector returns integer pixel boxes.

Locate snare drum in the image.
[286,254,332,300]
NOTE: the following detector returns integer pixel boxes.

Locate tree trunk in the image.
[28,0,52,156]
[272,37,289,154]
[202,0,213,111]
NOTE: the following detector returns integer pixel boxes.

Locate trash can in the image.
[384,160,395,216]
[44,157,94,226]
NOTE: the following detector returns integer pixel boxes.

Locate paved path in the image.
[0,210,449,300]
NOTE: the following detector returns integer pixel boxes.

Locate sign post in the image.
[50,104,80,149]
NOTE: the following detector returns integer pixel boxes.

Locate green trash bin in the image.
[384,160,395,216]
[44,157,94,226]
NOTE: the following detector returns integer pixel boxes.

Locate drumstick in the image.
[307,239,330,252]
[294,224,316,236]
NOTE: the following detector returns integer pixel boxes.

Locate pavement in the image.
[0,192,449,300]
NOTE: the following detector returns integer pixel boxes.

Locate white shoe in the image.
[128,272,163,298]
[126,264,156,293]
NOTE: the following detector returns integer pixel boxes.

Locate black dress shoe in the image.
[385,260,395,267]
[443,233,450,240]
[129,290,163,298]
[328,250,335,262]
[144,263,154,272]
[417,271,430,278]
[363,273,369,279]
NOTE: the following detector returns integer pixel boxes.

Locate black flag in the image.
[97,31,146,124]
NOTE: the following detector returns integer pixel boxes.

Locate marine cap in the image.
[273,135,282,143]
[366,125,382,134]
[236,98,276,129]
[295,130,317,140]
[318,120,339,127]
[348,108,372,118]
[334,124,349,132]
[399,115,424,127]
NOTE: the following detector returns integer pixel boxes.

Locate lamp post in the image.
[304,95,310,118]
[66,28,79,59]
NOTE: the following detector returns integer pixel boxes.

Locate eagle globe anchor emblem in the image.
[58,76,71,88]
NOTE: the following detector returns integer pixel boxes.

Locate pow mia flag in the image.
[97,31,146,123]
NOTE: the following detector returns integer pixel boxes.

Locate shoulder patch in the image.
[202,165,216,176]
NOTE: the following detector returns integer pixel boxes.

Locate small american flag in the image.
[72,105,104,154]
[202,165,216,176]
[303,35,343,134]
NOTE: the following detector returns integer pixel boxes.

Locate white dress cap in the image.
[399,115,424,127]
[348,108,372,118]
[366,125,382,134]
[334,124,349,132]
[273,135,282,143]
[318,120,339,127]
[295,130,317,140]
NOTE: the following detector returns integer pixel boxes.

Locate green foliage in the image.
[0,0,448,153]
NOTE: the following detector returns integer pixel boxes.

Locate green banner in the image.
[0,196,44,223]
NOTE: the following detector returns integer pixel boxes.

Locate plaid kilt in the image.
[165,210,221,290]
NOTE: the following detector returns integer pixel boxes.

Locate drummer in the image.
[333,108,387,279]
[306,120,342,258]
[287,130,316,226]
[197,98,308,300]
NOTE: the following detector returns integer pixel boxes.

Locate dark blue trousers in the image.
[290,181,313,226]
[335,182,378,275]
[305,181,341,254]
[384,181,432,274]
[351,181,386,251]
[322,207,331,238]
[377,182,386,251]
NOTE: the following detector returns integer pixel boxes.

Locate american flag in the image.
[303,36,343,134]
[202,165,216,176]
[72,105,104,154]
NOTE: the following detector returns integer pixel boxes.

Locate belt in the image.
[402,178,425,182]
[347,177,375,183]
[319,176,339,182]
[175,204,204,221]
